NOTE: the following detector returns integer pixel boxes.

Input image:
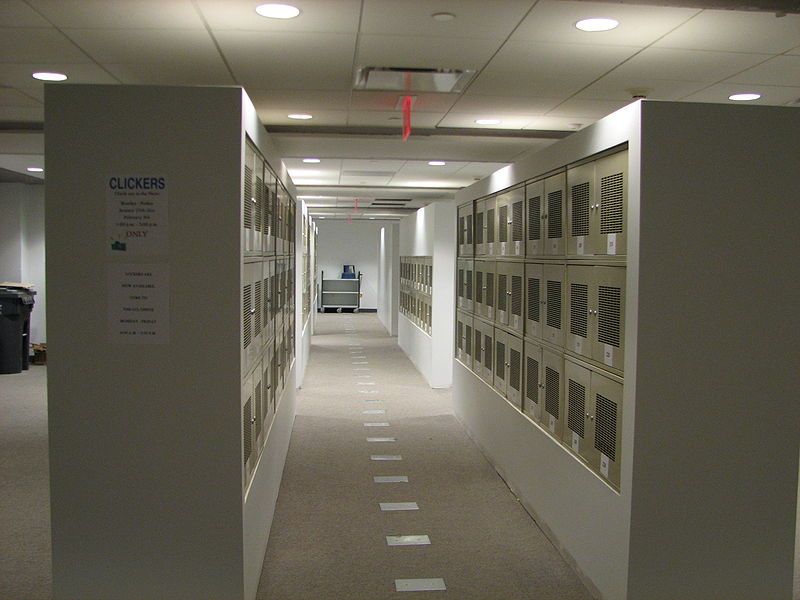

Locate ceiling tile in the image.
[0,28,92,64]
[654,10,800,54]
[346,110,443,128]
[257,108,349,126]
[0,1,52,27]
[339,174,394,186]
[726,55,800,86]
[361,0,533,39]
[0,87,41,107]
[546,98,631,119]
[341,159,406,172]
[393,160,470,177]
[469,42,639,97]
[349,91,458,112]
[456,162,509,178]
[608,48,770,82]
[247,89,351,111]
[522,116,595,131]
[0,106,44,122]
[449,94,561,115]
[197,0,361,34]
[681,83,800,106]
[512,1,698,47]
[574,76,709,101]
[104,61,234,86]
[63,28,221,64]
[0,63,118,88]
[28,0,205,29]
[356,34,501,71]
[215,31,356,90]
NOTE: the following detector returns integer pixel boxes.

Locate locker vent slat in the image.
[465,325,472,357]
[512,200,523,242]
[255,177,264,232]
[458,216,465,246]
[571,181,590,236]
[527,277,540,323]
[476,211,484,244]
[243,284,252,349]
[510,348,521,391]
[486,273,495,308]
[243,398,252,465]
[495,341,506,380]
[474,330,482,363]
[265,187,274,235]
[485,335,493,370]
[457,321,463,351]
[570,283,588,338]
[498,204,508,242]
[528,195,541,241]
[254,280,262,334]
[598,285,621,347]
[243,166,253,230]
[547,190,563,239]
[567,379,586,438]
[254,382,263,439]
[466,269,473,300]
[526,356,539,404]
[497,274,507,312]
[262,278,269,326]
[546,280,562,330]
[511,275,522,318]
[458,268,464,302]
[466,214,473,244]
[595,394,617,461]
[475,270,483,303]
[600,173,624,234]
[545,367,560,418]
[487,208,495,243]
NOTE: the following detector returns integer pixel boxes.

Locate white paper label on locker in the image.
[107,175,168,256]
[551,241,558,253]
[577,236,585,255]
[607,233,617,255]
[500,242,506,254]
[488,307,493,319]
[600,453,610,478]
[513,315,520,329]
[488,243,494,254]
[575,339,583,353]
[571,431,580,452]
[604,344,614,367]
[548,415,556,432]
[515,241,521,255]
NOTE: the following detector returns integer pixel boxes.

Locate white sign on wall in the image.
[107,263,170,344]
[107,175,168,255]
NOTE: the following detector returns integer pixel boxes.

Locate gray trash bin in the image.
[0,286,36,374]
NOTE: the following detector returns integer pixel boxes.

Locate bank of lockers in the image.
[523,341,543,422]
[474,260,496,321]
[542,264,565,347]
[566,265,625,372]
[526,172,566,257]
[458,203,474,257]
[457,259,474,312]
[495,261,524,334]
[495,186,525,257]
[242,260,264,377]
[541,349,565,438]
[456,310,473,369]
[563,359,623,487]
[567,151,627,257]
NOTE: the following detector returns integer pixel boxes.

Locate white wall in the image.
[0,183,46,343]
[316,220,394,310]
[378,224,399,335]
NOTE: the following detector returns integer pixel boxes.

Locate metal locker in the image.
[493,328,508,397]
[243,261,263,375]
[472,321,483,378]
[508,262,524,335]
[506,333,523,409]
[457,259,473,311]
[542,264,565,347]
[543,172,566,256]
[542,349,564,438]
[485,195,497,256]
[263,259,274,342]
[593,266,625,372]
[474,198,486,256]
[242,373,255,485]
[464,260,473,312]
[458,202,473,256]
[494,191,508,256]
[473,261,485,318]
[263,344,274,433]
[254,274,263,346]
[253,359,264,451]
[526,179,544,257]
[480,260,496,321]
[525,263,543,340]
[270,339,279,412]
[496,186,524,257]
[263,166,276,255]
[253,155,265,254]
[510,187,525,257]
[567,161,595,256]
[594,150,627,257]
[564,359,594,463]
[242,142,256,255]
[523,341,543,422]
[591,371,623,487]
[480,321,494,387]
[495,262,510,327]
[566,265,593,359]
[464,315,474,371]
[276,184,289,255]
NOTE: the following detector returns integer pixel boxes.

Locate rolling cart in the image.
[320,269,362,313]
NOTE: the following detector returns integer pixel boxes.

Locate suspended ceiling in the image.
[1,0,799,218]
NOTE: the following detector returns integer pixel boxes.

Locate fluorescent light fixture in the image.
[427,161,446,166]
[475,118,501,125]
[369,217,376,219]
[729,93,761,101]
[26,167,44,173]
[432,12,455,22]
[255,3,300,19]
[302,158,321,163]
[288,113,313,120]
[319,216,326,219]
[575,18,619,32]
[32,71,67,82]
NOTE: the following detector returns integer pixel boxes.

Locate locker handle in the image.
[250,308,256,314]
[250,416,256,423]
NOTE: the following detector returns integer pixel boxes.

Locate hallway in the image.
[256,313,591,599]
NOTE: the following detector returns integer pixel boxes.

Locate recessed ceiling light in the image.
[255,3,300,19]
[475,118,501,125]
[575,18,619,32]
[369,217,376,220]
[432,12,456,22]
[287,113,313,120]
[32,71,67,82]
[319,216,326,219]
[26,167,44,173]
[729,93,761,101]
[428,161,446,166]
[302,158,321,163]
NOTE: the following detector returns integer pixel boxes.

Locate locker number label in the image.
[574,339,583,353]
[487,243,494,254]
[548,414,556,432]
[500,242,506,254]
[571,431,580,452]
[513,315,520,329]
[551,240,558,253]
[576,236,585,255]
[607,233,617,255]
[604,344,614,367]
[600,454,610,478]
[515,241,521,255]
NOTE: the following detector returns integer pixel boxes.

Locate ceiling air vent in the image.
[354,67,475,93]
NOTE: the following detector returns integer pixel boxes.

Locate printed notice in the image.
[108,263,170,344]
[107,175,168,255]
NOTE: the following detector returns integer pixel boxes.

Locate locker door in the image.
[594,150,627,257]
[254,157,264,254]
[483,261,496,321]
[524,263,543,340]
[507,333,523,409]
[495,262,510,327]
[523,341,543,422]
[593,266,625,372]
[481,323,494,386]
[263,347,274,433]
[466,208,473,254]
[566,265,594,359]
[542,264,565,347]
[264,167,276,255]
[474,264,484,315]
[465,260,473,312]
[508,262,524,335]
[591,371,623,487]
[270,340,279,411]
[485,196,497,256]
[457,205,466,255]
[456,312,465,362]
[242,373,255,484]
[526,179,544,257]
[494,192,509,256]
[253,359,264,450]
[475,198,486,256]
[564,360,593,463]
[493,328,508,397]
[243,143,256,255]
[457,260,466,309]
[544,172,566,256]
[567,161,594,256]
[254,271,263,350]
[464,317,474,371]
[473,323,483,377]
[263,261,272,342]
[509,187,525,257]
[542,349,564,437]
[458,202,473,256]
